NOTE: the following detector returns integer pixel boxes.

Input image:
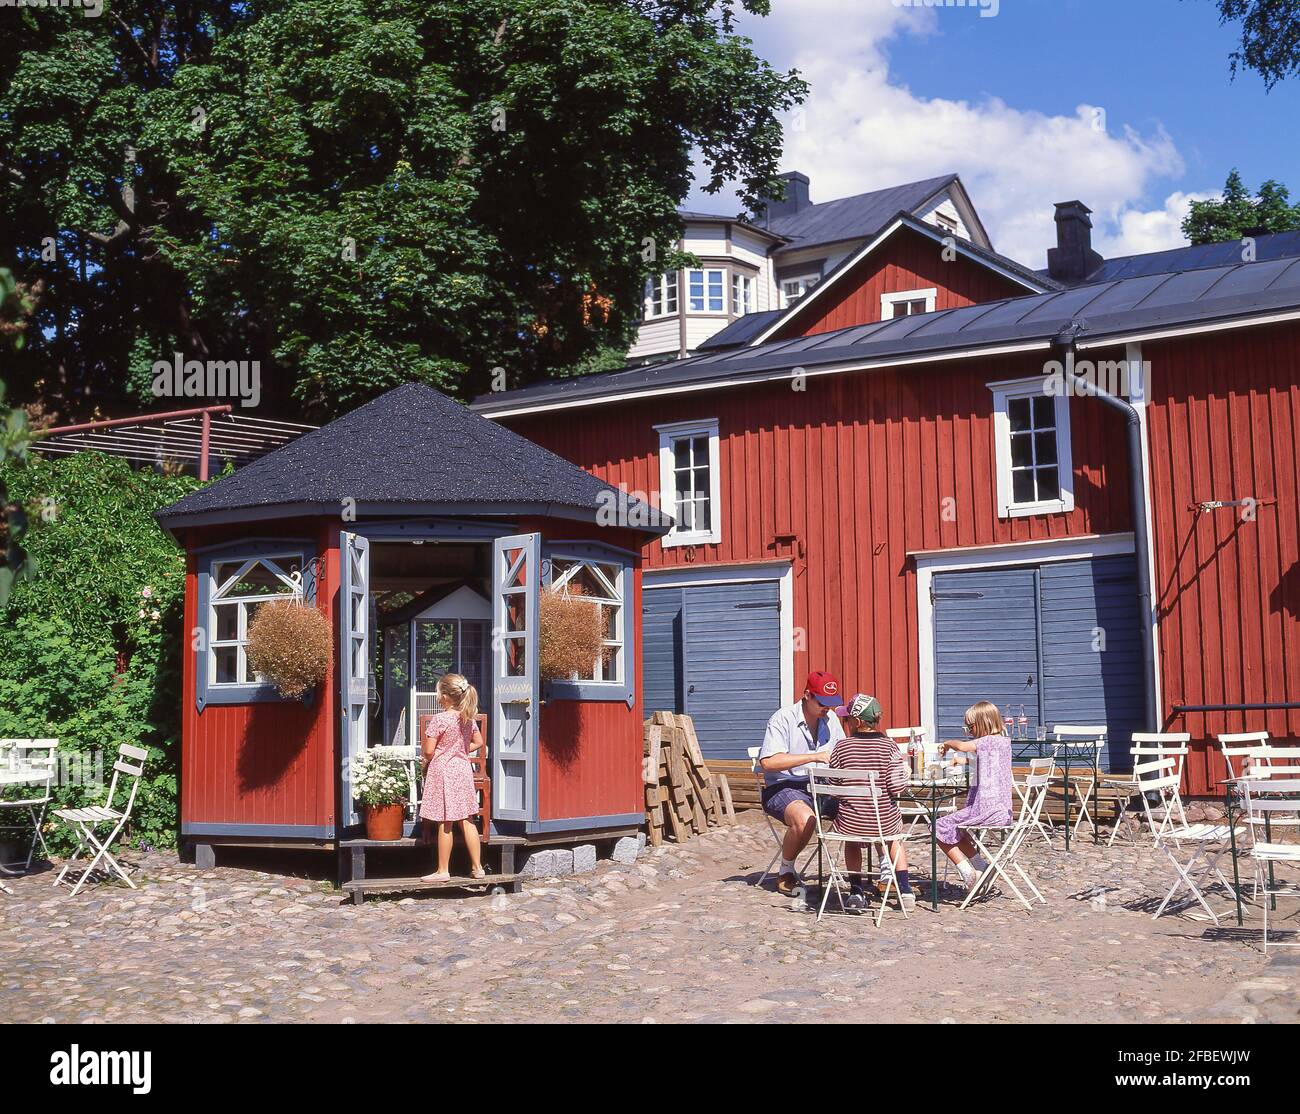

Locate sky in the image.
[686,0,1300,269]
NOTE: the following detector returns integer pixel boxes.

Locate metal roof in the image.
[759,174,958,249]
[474,255,1300,415]
[696,309,785,351]
[1080,229,1300,283]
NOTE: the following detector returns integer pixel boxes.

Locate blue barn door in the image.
[339,531,370,827]
[932,567,1042,743]
[491,533,540,822]
[643,578,782,761]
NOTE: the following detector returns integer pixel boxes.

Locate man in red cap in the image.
[757,671,845,894]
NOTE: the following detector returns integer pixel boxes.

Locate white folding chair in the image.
[748,746,818,887]
[1151,821,1243,925]
[1102,733,1190,848]
[52,743,148,897]
[1051,725,1107,840]
[1217,731,1272,779]
[1014,756,1057,847]
[0,739,59,872]
[961,765,1049,912]
[808,765,907,927]
[1240,777,1300,953]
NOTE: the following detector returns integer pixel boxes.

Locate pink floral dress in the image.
[420,711,479,823]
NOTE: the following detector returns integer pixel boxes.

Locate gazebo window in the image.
[194,540,314,709]
[545,547,635,706]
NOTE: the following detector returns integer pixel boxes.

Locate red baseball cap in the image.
[805,671,841,707]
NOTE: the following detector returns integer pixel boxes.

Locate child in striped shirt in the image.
[829,694,914,911]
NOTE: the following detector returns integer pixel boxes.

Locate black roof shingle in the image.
[156,383,664,532]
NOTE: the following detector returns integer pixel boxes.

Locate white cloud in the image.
[691,0,1194,267]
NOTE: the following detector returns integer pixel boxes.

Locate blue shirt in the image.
[758,702,844,786]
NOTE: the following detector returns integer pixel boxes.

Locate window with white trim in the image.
[989,379,1075,518]
[881,287,937,319]
[779,273,820,308]
[656,418,722,547]
[643,272,678,320]
[209,553,304,685]
[686,268,725,313]
[731,272,755,316]
[547,557,626,685]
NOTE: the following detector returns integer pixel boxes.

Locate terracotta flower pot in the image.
[365,802,405,841]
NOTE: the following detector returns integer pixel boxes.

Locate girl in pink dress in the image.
[419,673,485,881]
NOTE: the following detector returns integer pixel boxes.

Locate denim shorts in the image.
[762,779,837,823]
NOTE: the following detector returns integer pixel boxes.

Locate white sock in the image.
[956,858,978,883]
[780,857,796,875]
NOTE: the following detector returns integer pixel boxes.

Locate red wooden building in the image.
[476,206,1300,796]
[156,385,662,884]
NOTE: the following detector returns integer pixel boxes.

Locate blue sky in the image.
[690,0,1300,267]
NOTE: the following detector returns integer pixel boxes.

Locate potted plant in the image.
[245,598,332,699]
[350,750,410,840]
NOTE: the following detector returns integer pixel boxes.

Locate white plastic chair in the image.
[961,765,1049,911]
[1051,725,1108,840]
[1102,733,1190,848]
[748,746,818,887]
[52,743,148,897]
[808,765,907,927]
[0,739,58,873]
[1240,777,1300,953]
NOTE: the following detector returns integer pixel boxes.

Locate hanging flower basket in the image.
[245,599,332,699]
[539,586,603,684]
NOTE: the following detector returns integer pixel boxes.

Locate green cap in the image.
[841,693,882,724]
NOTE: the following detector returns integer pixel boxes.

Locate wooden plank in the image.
[716,774,736,823]
[343,872,522,896]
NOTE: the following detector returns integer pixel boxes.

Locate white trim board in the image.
[643,561,794,705]
[913,532,1136,746]
[881,287,937,318]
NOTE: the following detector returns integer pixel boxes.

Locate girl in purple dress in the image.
[936,700,1013,892]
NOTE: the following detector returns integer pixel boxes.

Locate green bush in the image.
[0,452,202,852]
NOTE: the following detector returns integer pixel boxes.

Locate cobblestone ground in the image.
[2,813,1297,1024]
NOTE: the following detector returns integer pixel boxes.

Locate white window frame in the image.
[779,273,820,309]
[731,271,755,316]
[643,272,678,320]
[988,376,1075,519]
[208,552,304,688]
[546,555,627,686]
[881,287,937,319]
[686,268,726,314]
[655,418,722,547]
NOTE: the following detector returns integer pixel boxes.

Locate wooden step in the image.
[342,872,522,903]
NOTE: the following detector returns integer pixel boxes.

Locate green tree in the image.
[0,0,805,419]
[1215,0,1300,89]
[0,267,41,605]
[1182,169,1300,244]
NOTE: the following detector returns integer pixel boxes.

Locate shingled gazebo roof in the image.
[156,382,665,534]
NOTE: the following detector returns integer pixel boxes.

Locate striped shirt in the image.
[828,732,908,839]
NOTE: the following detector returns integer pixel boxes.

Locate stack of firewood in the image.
[643,711,736,845]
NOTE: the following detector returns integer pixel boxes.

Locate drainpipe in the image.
[1052,324,1159,733]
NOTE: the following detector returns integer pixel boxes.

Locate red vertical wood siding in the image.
[770,226,1031,342]
[508,351,1133,733]
[180,519,338,834]
[1147,322,1300,794]
[527,518,645,823]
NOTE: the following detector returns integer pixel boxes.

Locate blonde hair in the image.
[964,700,1005,739]
[438,673,479,726]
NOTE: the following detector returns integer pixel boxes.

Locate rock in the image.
[572,844,598,874]
[610,836,640,865]
[519,848,574,878]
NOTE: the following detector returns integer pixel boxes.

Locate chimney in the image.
[1047,200,1103,284]
[759,171,812,224]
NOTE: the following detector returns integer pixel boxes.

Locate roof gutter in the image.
[1052,323,1158,732]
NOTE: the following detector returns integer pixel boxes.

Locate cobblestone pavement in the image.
[2,814,1297,1024]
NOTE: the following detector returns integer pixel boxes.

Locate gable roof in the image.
[1073,228,1300,284]
[475,256,1300,418]
[747,212,1059,348]
[156,383,665,532]
[760,174,965,249]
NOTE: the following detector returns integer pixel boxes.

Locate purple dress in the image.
[936,734,1013,843]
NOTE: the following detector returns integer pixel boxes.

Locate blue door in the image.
[932,555,1144,768]
[643,578,782,761]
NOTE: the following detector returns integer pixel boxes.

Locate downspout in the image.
[1052,324,1159,733]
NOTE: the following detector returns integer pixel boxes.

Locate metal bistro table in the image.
[904,770,969,910]
[1013,736,1101,852]
[0,765,53,892]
